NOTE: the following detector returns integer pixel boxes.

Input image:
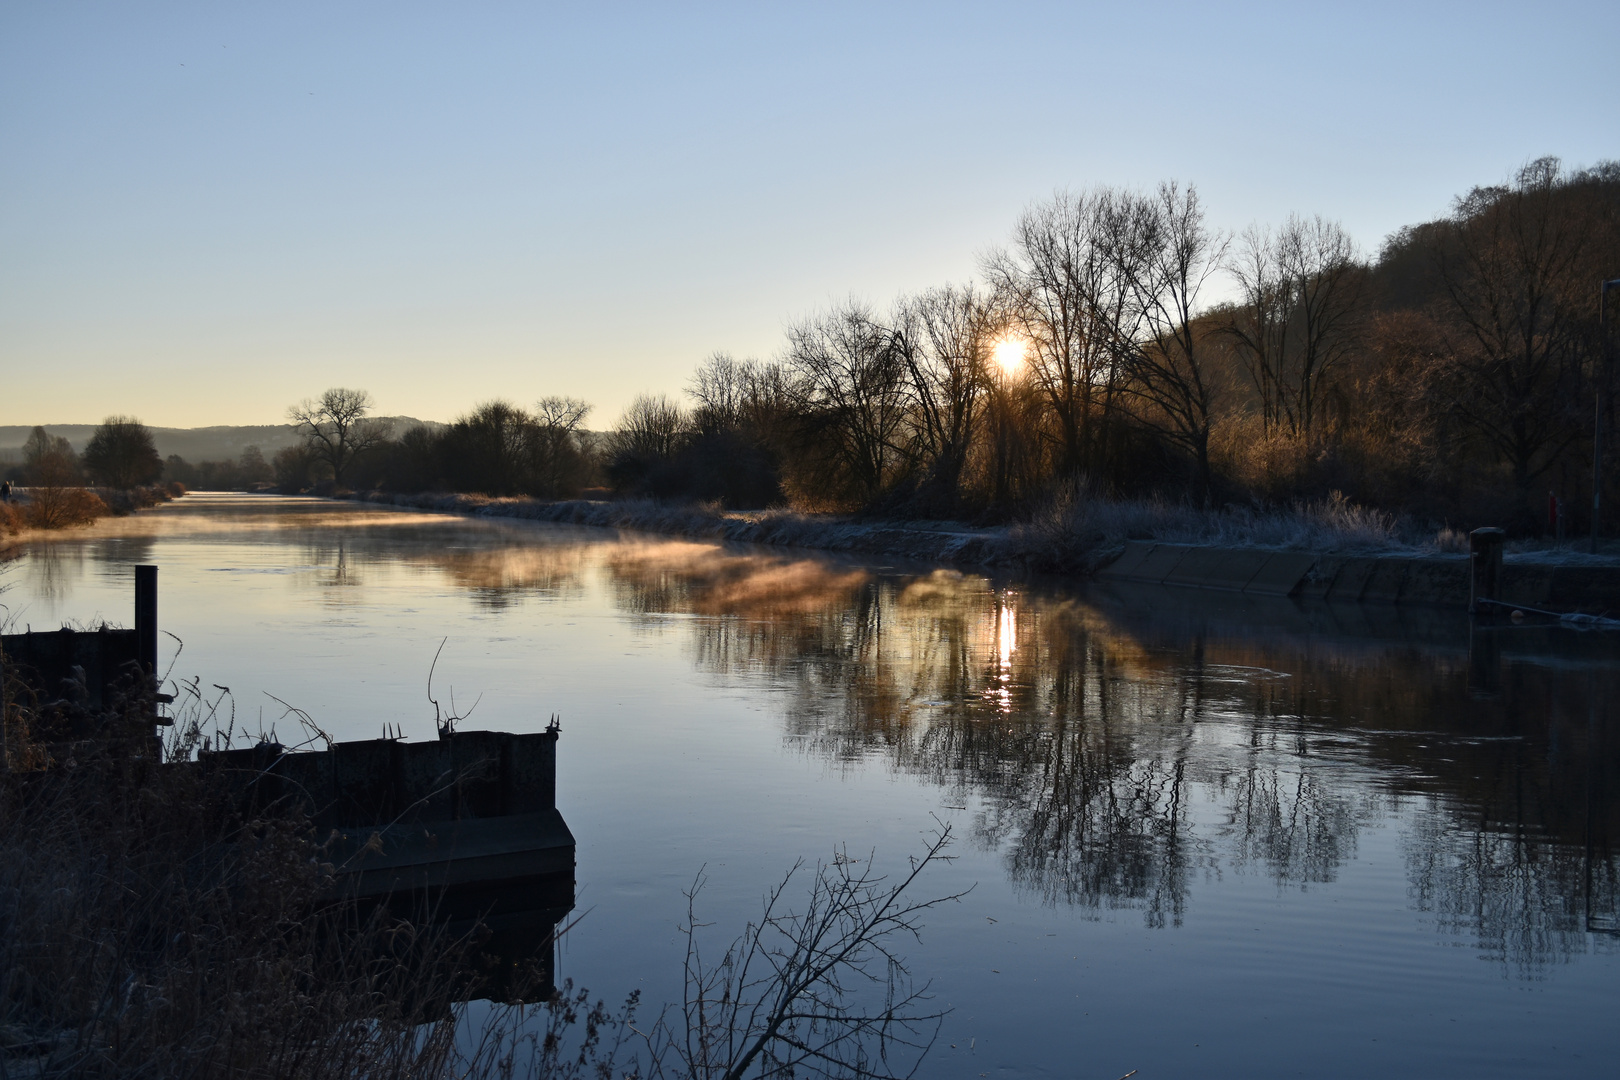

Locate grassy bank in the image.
[357,488,1485,575]
[1,483,183,540]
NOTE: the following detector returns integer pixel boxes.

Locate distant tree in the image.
[81,416,164,489]
[440,400,534,496]
[23,427,78,484]
[605,394,689,492]
[287,388,392,487]
[272,444,320,492]
[983,189,1142,481]
[891,284,993,513]
[238,445,274,485]
[384,425,444,492]
[530,396,593,497]
[682,354,792,507]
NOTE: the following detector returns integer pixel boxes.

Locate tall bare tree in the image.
[1426,158,1607,513]
[287,388,392,486]
[530,396,593,497]
[1118,183,1229,502]
[784,300,910,506]
[984,190,1142,481]
[1223,215,1361,437]
[891,284,993,511]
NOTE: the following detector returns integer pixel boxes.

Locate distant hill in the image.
[0,418,445,464]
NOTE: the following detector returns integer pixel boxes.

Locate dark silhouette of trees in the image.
[254,160,1616,534]
[81,416,163,489]
[1221,214,1361,438]
[19,427,105,527]
[435,399,594,498]
[287,388,393,487]
[1429,158,1601,518]
[22,427,79,486]
[985,190,1141,483]
[1118,183,1229,503]
[605,394,688,493]
[783,301,910,508]
[890,284,993,515]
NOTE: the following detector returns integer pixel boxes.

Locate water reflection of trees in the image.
[50,498,1606,972]
[587,553,1618,970]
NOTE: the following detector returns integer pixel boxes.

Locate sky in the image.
[1,1,1614,429]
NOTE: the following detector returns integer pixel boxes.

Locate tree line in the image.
[19,158,1617,536]
[291,157,1613,534]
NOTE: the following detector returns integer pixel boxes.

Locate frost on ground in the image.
[1002,489,1489,574]
[361,488,1563,576]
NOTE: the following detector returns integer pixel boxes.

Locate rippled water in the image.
[6,493,1618,1078]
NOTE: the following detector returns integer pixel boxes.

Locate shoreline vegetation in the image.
[0,668,957,1079]
[2,420,184,542]
[0,483,182,542]
[352,487,1446,574]
[11,160,1620,559]
[351,488,1620,574]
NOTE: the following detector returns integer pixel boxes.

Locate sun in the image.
[992,337,1026,374]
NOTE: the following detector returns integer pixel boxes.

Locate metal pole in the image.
[1597,281,1620,554]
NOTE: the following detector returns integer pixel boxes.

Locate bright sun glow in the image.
[992,338,1026,374]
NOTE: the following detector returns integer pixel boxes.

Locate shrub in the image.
[25,486,108,530]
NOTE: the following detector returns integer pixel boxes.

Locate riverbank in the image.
[350,491,1620,613]
[0,483,183,547]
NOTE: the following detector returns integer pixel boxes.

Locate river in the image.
[5,493,1618,1078]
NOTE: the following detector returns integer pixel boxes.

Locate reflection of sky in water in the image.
[6,493,1620,1078]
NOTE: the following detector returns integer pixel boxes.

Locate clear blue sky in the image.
[2,1,1613,428]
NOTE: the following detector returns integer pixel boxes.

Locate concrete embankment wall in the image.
[1097,541,1620,612]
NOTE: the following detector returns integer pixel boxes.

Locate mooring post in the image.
[1468,528,1504,615]
[134,565,157,679]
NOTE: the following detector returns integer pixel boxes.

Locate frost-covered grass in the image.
[1502,539,1620,565]
[1004,490,1474,573]
[357,488,1516,576]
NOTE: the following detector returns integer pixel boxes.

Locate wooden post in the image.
[1469,528,1504,615]
[134,565,157,679]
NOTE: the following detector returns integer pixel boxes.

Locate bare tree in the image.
[287,388,392,486]
[606,394,689,492]
[784,300,910,506]
[531,396,593,497]
[610,394,687,460]
[1432,157,1596,510]
[984,190,1144,481]
[1222,215,1361,437]
[1118,183,1230,502]
[892,284,993,511]
[644,824,966,1080]
[20,427,101,527]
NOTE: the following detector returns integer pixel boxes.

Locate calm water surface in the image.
[6,494,1618,1078]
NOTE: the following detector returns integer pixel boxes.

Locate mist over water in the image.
[6,494,1618,1078]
